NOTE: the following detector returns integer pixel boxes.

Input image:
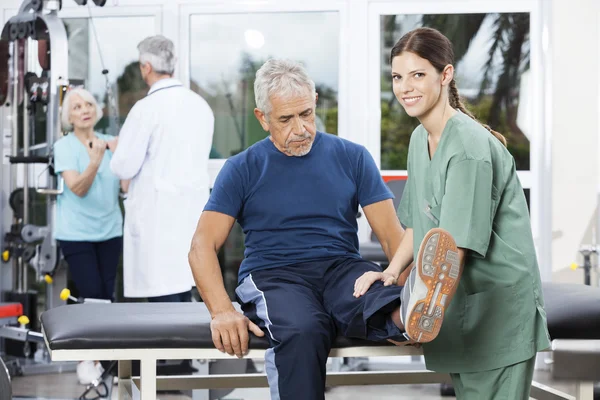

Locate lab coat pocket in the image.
[462,284,523,354]
[123,197,141,238]
[153,181,202,250]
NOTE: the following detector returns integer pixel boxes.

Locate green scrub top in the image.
[397,111,551,373]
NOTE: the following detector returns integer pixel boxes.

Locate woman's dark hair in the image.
[391,27,507,147]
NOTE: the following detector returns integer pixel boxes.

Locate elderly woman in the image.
[53,87,125,384]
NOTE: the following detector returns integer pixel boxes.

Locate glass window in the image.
[380,13,531,171]
[63,16,155,136]
[189,12,340,159]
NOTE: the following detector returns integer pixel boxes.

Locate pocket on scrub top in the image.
[423,197,442,226]
[461,284,524,353]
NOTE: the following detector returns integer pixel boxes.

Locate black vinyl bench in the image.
[41,282,600,400]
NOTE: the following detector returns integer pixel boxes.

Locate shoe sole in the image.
[404,228,461,343]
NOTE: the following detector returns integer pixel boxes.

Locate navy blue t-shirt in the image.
[204,132,393,282]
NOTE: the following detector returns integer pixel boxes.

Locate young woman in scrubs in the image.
[354,27,551,399]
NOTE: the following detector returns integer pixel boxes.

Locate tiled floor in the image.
[9,359,579,400]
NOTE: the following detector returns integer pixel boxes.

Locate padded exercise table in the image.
[552,339,600,382]
[544,283,600,389]
[41,282,600,400]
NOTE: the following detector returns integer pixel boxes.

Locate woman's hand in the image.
[353,271,398,298]
[88,137,106,166]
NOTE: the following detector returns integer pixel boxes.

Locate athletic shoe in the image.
[400,228,462,343]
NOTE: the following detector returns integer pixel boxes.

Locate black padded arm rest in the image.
[41,302,393,351]
[543,282,600,340]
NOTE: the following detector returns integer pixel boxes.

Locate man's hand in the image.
[210,310,265,358]
[353,271,397,298]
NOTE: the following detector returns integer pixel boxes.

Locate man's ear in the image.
[141,62,153,74]
[254,108,270,132]
[441,64,454,86]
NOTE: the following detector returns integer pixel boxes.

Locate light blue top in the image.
[53,132,123,242]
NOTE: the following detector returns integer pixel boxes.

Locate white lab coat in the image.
[110,78,214,298]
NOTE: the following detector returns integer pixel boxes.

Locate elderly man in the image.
[110,35,214,302]
[189,59,416,400]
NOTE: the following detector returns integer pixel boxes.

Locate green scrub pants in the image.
[450,356,536,400]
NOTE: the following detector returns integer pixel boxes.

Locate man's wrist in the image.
[209,302,236,318]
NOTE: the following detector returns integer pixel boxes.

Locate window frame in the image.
[179,1,349,186]
[367,0,552,280]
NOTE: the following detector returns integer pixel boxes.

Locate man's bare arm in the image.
[354,200,411,297]
[188,211,237,315]
[188,211,264,358]
[362,199,404,261]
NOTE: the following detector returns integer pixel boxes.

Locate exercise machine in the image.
[0,0,106,380]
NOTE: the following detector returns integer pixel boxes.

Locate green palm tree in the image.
[422,13,530,147]
[380,13,531,170]
[421,14,487,63]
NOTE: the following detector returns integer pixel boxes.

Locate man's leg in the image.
[324,258,406,342]
[449,356,535,400]
[325,229,462,344]
[236,267,336,400]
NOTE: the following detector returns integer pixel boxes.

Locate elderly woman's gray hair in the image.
[60,88,103,131]
[254,59,316,118]
[137,35,177,75]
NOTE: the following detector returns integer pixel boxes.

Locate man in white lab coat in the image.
[110,35,214,302]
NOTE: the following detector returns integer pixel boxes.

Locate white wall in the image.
[551,0,600,281]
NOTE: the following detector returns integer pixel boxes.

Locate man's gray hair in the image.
[61,88,103,131]
[137,35,176,75]
[254,59,316,118]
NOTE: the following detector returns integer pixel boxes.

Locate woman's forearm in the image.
[384,228,414,278]
[63,162,100,197]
